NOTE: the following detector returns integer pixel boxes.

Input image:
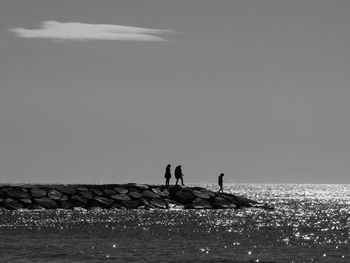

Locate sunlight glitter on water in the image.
[0,184,349,262]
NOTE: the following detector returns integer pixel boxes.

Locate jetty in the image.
[0,184,273,210]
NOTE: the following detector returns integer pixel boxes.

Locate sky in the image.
[1,0,350,184]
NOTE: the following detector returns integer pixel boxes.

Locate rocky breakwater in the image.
[0,184,273,210]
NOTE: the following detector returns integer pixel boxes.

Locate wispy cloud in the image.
[9,21,177,41]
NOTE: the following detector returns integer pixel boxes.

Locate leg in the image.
[181,177,184,186]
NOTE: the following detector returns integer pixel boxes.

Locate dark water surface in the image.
[0,184,349,263]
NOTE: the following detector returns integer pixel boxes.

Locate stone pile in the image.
[0,184,273,210]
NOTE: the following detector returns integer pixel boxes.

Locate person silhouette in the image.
[174,165,185,186]
[218,173,224,193]
[164,164,172,187]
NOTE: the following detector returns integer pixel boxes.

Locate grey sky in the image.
[1,0,350,184]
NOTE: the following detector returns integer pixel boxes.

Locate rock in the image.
[93,196,114,208]
[202,190,216,198]
[6,189,29,199]
[77,187,88,192]
[90,189,103,196]
[27,204,45,210]
[120,200,140,209]
[111,194,131,201]
[214,197,236,209]
[168,203,185,210]
[60,201,73,209]
[129,183,149,190]
[30,188,47,198]
[164,199,185,209]
[167,185,183,197]
[111,203,126,209]
[191,198,212,209]
[56,187,77,195]
[59,195,69,201]
[3,198,24,210]
[142,190,160,199]
[104,189,117,196]
[175,190,195,204]
[150,199,167,209]
[221,194,257,207]
[140,198,150,206]
[129,191,143,199]
[152,188,170,197]
[20,198,32,204]
[0,198,3,203]
[115,187,128,194]
[79,190,93,199]
[70,195,88,207]
[193,190,211,199]
[34,197,58,209]
[48,189,63,200]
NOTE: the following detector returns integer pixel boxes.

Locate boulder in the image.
[111,194,131,201]
[111,203,125,209]
[6,189,29,199]
[191,198,212,209]
[70,195,88,207]
[56,187,77,195]
[59,195,69,202]
[90,189,103,196]
[20,198,32,204]
[193,190,211,199]
[79,190,93,199]
[167,203,185,210]
[213,197,236,209]
[221,194,257,207]
[167,185,183,197]
[34,197,58,209]
[129,191,143,199]
[129,183,149,190]
[30,188,47,198]
[142,190,160,199]
[3,198,24,210]
[150,199,167,209]
[27,204,45,210]
[140,198,150,206]
[175,190,195,204]
[60,201,73,209]
[93,196,114,208]
[48,189,63,200]
[152,188,170,197]
[202,190,216,198]
[120,200,140,209]
[104,189,117,196]
[77,187,88,192]
[115,187,128,194]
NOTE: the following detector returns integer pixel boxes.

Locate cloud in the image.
[9,21,177,41]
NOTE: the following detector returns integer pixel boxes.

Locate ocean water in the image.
[0,184,349,263]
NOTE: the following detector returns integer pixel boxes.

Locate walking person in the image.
[164,164,171,187]
[218,173,224,193]
[174,165,185,186]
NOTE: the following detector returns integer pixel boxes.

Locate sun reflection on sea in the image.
[0,184,349,262]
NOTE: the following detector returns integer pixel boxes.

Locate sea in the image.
[0,184,349,263]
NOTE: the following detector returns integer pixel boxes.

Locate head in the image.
[167,164,171,168]
[219,173,224,177]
